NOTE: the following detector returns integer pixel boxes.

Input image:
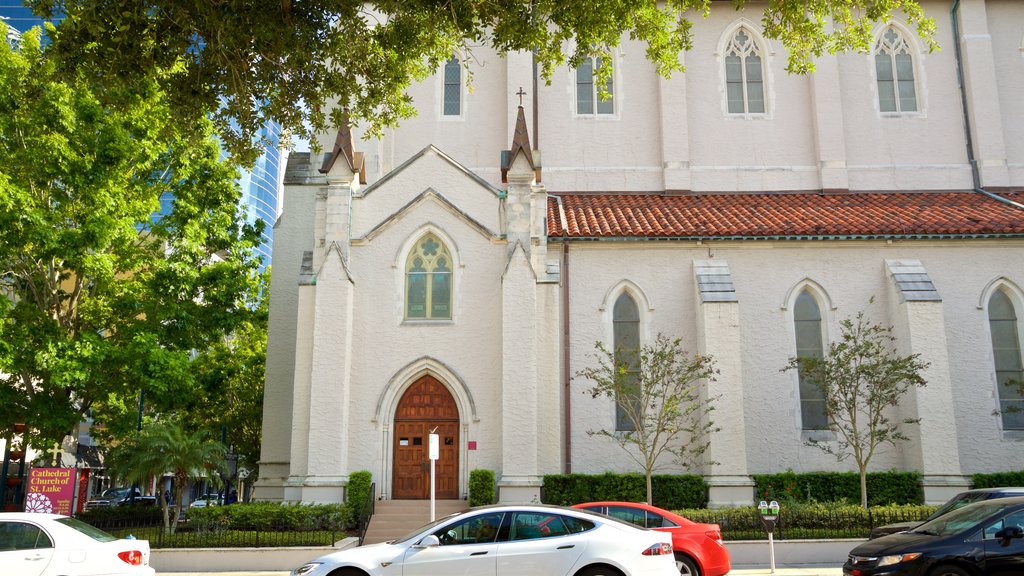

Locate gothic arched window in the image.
[613,292,640,431]
[794,290,828,430]
[725,27,765,114]
[443,56,462,116]
[875,26,918,113]
[990,290,1024,429]
[406,234,452,320]
[576,56,615,116]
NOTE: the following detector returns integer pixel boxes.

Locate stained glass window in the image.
[406,234,452,320]
[795,290,828,430]
[875,27,917,113]
[725,28,765,114]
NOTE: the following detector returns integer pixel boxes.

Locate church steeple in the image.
[319,110,366,184]
[501,89,541,183]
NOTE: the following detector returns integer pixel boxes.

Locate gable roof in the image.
[548,191,1024,240]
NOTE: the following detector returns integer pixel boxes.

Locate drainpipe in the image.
[950,0,1024,210]
[556,196,572,474]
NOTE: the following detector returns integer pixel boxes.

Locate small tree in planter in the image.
[784,304,928,509]
[577,333,719,505]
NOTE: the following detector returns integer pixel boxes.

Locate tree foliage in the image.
[0,27,262,448]
[185,269,269,479]
[28,0,936,163]
[577,333,719,505]
[106,421,227,533]
[783,304,928,508]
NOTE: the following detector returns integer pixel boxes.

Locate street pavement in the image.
[158,566,845,576]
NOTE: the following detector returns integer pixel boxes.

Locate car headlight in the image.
[291,562,323,576]
[877,553,921,567]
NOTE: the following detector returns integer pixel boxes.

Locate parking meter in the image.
[759,500,780,532]
[759,501,780,574]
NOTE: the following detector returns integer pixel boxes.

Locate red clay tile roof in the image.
[547,191,1024,239]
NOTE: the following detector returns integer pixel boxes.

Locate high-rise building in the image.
[236,121,284,270]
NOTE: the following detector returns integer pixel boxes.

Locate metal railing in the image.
[358,482,375,545]
[695,508,933,541]
[79,511,347,549]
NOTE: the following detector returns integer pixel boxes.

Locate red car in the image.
[572,501,730,576]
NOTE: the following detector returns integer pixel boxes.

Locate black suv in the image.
[870,486,1024,539]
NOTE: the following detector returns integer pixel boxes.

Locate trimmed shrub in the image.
[76,505,164,528]
[541,473,707,509]
[753,470,922,506]
[186,501,353,531]
[972,471,1024,489]
[469,469,496,507]
[346,470,374,524]
[679,501,938,541]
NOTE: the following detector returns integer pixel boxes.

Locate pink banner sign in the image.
[26,468,76,515]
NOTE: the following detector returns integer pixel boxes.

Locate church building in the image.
[257,1,1024,507]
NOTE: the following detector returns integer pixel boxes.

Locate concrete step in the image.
[363,500,468,545]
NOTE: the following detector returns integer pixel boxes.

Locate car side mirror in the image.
[995,526,1024,542]
[414,535,440,549]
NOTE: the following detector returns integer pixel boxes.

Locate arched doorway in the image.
[392,376,459,499]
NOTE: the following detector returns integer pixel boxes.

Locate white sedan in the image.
[292,504,677,576]
[0,512,155,576]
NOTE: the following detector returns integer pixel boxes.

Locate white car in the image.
[0,512,155,576]
[292,504,677,576]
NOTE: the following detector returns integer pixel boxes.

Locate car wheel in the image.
[928,565,971,576]
[575,565,625,576]
[675,553,700,576]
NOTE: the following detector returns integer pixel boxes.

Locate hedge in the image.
[972,471,1024,489]
[753,470,922,506]
[186,501,354,531]
[680,502,938,541]
[346,471,373,523]
[541,473,707,509]
[469,469,496,507]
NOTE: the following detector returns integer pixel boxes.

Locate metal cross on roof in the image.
[516,87,526,106]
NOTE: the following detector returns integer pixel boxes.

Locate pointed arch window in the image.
[406,234,452,320]
[443,56,462,116]
[725,28,765,114]
[875,26,918,113]
[989,290,1024,430]
[576,56,614,115]
[613,292,640,431]
[794,290,828,430]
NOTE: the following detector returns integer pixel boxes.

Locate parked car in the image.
[0,512,154,576]
[85,487,143,510]
[572,501,730,576]
[844,495,1024,576]
[291,503,678,576]
[189,497,220,508]
[870,487,1024,539]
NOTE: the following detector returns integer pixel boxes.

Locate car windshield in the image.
[926,492,994,521]
[914,500,1013,537]
[56,517,118,542]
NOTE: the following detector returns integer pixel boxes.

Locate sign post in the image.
[428,431,439,521]
[759,500,781,574]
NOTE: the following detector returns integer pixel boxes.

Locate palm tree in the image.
[107,421,226,533]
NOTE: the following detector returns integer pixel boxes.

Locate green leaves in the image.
[783,301,929,508]
[577,332,719,504]
[26,0,933,163]
[0,30,261,447]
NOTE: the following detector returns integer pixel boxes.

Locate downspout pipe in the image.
[951,0,1024,210]
[555,195,572,474]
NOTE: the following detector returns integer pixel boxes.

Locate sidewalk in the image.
[158,566,845,576]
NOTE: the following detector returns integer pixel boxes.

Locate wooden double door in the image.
[393,376,459,499]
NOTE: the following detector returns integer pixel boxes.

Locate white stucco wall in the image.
[563,240,1024,478]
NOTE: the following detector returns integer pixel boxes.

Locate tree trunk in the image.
[646,470,653,505]
[859,466,868,509]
